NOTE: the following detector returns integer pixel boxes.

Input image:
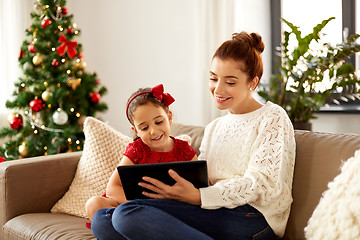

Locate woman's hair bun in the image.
[232,32,264,53]
[250,32,265,53]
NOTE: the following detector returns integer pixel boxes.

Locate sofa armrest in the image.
[0,151,82,231]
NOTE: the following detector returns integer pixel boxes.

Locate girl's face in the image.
[131,102,173,152]
[209,57,258,114]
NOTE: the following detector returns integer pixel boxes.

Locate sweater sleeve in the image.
[198,118,218,161]
[200,108,296,211]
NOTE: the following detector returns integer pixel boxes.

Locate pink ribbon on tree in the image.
[56,34,78,59]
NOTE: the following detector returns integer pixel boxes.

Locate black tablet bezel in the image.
[117,160,208,200]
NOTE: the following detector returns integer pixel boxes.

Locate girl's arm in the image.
[105,156,134,204]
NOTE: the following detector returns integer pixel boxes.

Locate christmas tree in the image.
[0,0,107,161]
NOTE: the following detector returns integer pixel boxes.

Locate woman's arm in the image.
[139,169,201,205]
[105,156,134,204]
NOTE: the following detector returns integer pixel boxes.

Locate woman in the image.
[91,31,296,240]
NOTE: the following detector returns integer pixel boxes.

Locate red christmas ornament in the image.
[28,43,36,53]
[90,92,101,104]
[19,50,25,59]
[78,52,83,58]
[62,7,68,15]
[66,28,74,35]
[51,59,59,66]
[8,113,23,130]
[0,157,5,163]
[29,99,44,112]
[95,79,99,84]
[41,18,52,28]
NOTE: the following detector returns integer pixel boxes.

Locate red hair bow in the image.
[151,84,175,106]
[126,84,175,121]
[57,34,78,59]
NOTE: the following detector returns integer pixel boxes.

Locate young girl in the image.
[85,84,197,221]
[91,32,296,240]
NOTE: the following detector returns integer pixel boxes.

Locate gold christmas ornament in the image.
[32,54,44,65]
[18,141,29,157]
[74,59,86,71]
[67,78,81,90]
[41,90,51,101]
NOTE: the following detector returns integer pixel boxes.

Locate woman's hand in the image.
[139,169,201,205]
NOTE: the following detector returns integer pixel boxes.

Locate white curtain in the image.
[196,0,271,124]
[0,0,32,129]
[196,0,236,123]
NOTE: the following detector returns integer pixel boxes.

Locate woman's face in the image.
[209,57,257,114]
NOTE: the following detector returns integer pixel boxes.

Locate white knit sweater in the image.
[198,101,296,238]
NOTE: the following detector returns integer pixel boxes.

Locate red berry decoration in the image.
[41,18,52,28]
[28,43,36,53]
[66,28,74,35]
[29,99,44,112]
[8,113,23,130]
[90,92,101,104]
[51,59,59,66]
[61,7,68,15]
[95,79,99,84]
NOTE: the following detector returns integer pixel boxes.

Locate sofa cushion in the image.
[3,213,95,240]
[171,123,204,155]
[304,149,360,240]
[51,117,132,218]
[284,130,360,239]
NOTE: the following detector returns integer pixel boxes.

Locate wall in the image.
[66,0,206,135]
[3,1,359,138]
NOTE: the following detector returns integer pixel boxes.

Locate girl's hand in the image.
[139,169,201,205]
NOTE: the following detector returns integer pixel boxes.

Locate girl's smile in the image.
[132,102,173,152]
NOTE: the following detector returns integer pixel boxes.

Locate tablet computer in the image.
[117,160,208,200]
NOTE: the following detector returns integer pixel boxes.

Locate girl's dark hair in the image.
[126,87,171,126]
[212,31,265,86]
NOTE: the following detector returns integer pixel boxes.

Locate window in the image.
[271,0,360,112]
[282,0,342,92]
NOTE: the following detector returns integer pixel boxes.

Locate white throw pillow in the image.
[51,117,132,218]
[51,117,193,219]
[304,149,360,240]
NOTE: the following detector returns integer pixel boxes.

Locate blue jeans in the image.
[91,199,277,240]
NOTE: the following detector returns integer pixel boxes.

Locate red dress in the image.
[123,136,196,164]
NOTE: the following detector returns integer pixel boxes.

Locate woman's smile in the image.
[215,95,231,103]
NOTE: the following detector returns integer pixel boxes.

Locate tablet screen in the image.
[117,160,208,200]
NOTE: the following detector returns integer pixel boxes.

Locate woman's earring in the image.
[249,87,253,91]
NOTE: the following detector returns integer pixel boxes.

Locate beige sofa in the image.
[1,123,360,240]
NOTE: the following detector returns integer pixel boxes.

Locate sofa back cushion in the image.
[284,130,360,240]
[171,123,204,155]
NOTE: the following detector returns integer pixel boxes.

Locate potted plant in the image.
[258,17,360,130]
